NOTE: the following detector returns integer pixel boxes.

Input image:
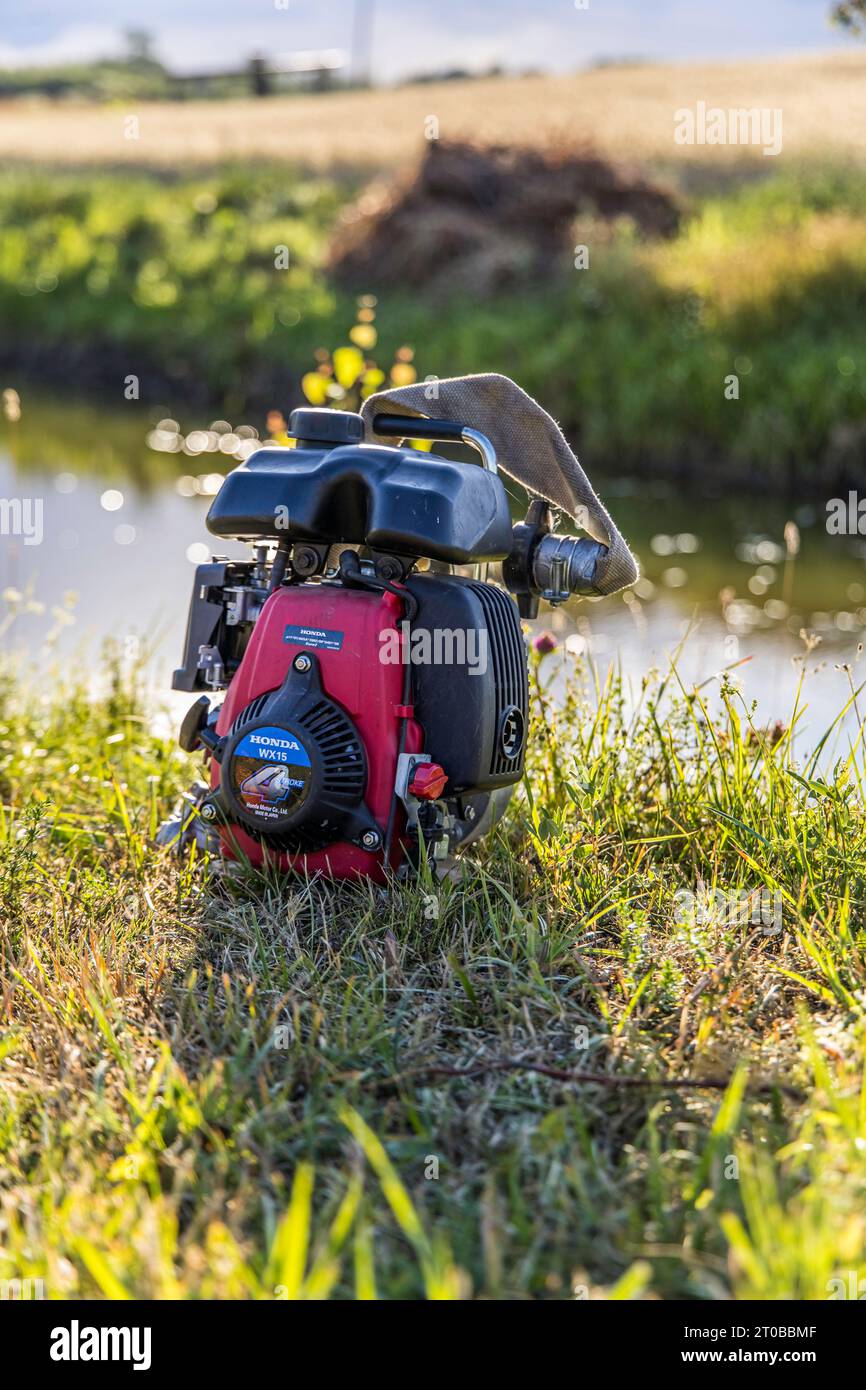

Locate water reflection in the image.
[1,388,864,746]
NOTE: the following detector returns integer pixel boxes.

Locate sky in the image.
[0,0,853,84]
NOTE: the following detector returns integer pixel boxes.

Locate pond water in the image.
[2,389,864,756]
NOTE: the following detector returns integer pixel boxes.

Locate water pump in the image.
[160,399,621,881]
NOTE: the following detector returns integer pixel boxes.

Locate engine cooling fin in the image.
[220,656,368,854]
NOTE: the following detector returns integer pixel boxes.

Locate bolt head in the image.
[361,830,380,850]
[293,547,319,576]
[200,801,217,822]
[294,654,312,672]
[376,557,401,581]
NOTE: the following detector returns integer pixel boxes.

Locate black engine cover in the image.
[405,573,529,792]
[205,442,514,564]
[220,656,370,851]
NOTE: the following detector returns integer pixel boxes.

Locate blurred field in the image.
[1,50,866,172]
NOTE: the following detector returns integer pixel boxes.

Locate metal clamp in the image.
[459,427,498,475]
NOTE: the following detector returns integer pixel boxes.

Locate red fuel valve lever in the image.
[408,762,448,800]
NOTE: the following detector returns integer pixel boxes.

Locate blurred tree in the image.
[833,1,866,34]
[125,30,158,66]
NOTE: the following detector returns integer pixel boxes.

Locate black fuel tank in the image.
[205,441,514,565]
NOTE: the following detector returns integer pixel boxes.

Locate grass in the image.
[2,639,866,1299]
[370,165,866,480]
[0,164,348,411]
[1,159,865,480]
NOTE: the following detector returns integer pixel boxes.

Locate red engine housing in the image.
[212,584,422,882]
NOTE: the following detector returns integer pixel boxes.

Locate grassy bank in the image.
[2,646,866,1298]
[0,165,348,415]
[1,161,865,484]
[395,166,866,482]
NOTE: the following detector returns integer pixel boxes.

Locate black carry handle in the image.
[372,413,467,442]
[372,414,498,475]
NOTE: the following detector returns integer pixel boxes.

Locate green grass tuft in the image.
[2,644,866,1298]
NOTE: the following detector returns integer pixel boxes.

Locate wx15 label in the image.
[230,725,312,823]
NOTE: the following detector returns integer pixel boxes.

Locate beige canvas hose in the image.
[361,373,639,595]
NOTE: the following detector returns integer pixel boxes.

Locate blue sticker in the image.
[283,624,344,652]
[234,726,311,766]
[230,724,312,821]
